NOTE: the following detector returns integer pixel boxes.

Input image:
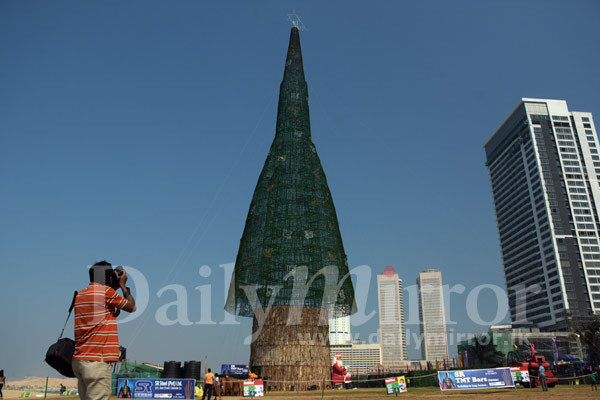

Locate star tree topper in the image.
[287,10,306,31]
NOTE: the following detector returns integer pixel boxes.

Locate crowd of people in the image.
[194,368,227,400]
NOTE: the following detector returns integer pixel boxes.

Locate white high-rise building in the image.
[485,98,600,331]
[329,308,351,345]
[417,269,448,361]
[330,343,381,375]
[377,268,406,364]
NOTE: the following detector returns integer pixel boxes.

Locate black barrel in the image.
[182,360,202,381]
[163,361,182,378]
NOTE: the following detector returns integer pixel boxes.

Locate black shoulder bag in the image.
[45,290,78,377]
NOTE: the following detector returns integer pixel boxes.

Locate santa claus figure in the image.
[331,353,351,387]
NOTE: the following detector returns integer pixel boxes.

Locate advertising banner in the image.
[117,379,195,399]
[242,380,264,397]
[438,368,515,391]
[384,376,407,394]
[510,367,530,384]
[221,364,250,375]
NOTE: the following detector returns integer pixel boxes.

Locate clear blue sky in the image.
[1,0,599,379]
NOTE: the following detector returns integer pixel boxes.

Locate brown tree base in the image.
[250,305,331,391]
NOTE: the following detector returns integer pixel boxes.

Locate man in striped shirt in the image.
[73,261,136,400]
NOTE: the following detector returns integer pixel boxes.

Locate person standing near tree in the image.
[213,373,222,400]
[538,364,548,391]
[201,368,214,400]
[73,261,136,400]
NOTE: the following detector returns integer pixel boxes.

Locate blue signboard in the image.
[117,378,196,399]
[221,364,250,375]
[438,368,515,391]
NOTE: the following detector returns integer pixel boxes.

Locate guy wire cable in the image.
[123,87,278,346]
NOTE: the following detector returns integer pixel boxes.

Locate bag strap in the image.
[59,290,78,340]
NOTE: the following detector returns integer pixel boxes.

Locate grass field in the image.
[6,382,599,399]
[250,385,599,399]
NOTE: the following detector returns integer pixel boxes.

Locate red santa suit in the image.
[331,353,351,385]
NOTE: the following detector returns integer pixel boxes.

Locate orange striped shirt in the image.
[73,283,128,362]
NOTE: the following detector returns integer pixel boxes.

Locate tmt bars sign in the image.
[221,364,250,376]
[117,379,196,399]
[438,368,515,391]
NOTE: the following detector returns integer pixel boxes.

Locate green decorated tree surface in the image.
[225,27,355,390]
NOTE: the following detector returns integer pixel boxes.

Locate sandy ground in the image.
[3,380,598,399]
[3,377,78,399]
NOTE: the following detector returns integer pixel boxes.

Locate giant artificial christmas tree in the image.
[225,27,355,391]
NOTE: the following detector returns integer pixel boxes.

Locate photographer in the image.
[73,261,136,400]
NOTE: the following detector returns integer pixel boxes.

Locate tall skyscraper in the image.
[377,266,407,364]
[417,269,449,361]
[329,308,351,345]
[485,98,599,331]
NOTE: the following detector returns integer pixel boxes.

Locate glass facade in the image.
[377,273,407,364]
[329,308,351,345]
[417,269,449,361]
[485,98,600,331]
